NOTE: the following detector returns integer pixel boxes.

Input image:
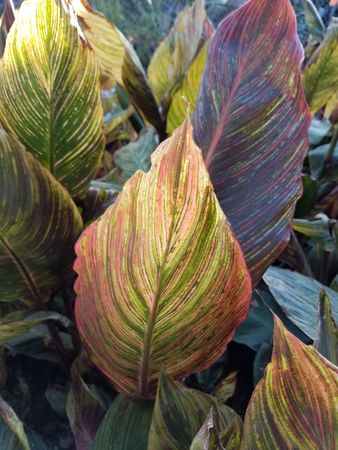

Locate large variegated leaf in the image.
[241,317,338,449]
[70,0,165,136]
[0,0,105,198]
[167,44,208,134]
[303,22,338,113]
[0,396,30,450]
[147,0,206,112]
[192,0,311,285]
[148,373,242,450]
[0,129,82,304]
[74,120,251,396]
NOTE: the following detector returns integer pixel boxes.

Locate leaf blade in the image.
[74,120,251,396]
[0,129,83,304]
[0,0,105,197]
[192,0,311,285]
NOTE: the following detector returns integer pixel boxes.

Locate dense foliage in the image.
[0,0,337,449]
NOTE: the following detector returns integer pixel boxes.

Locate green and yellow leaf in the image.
[0,0,105,198]
[147,0,206,112]
[148,373,242,450]
[167,43,208,134]
[70,0,165,135]
[0,129,83,304]
[241,317,338,449]
[74,120,251,396]
[303,22,338,113]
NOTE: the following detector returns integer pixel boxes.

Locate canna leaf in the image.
[148,0,206,113]
[69,0,165,136]
[304,0,325,45]
[241,317,338,449]
[0,311,71,346]
[0,0,105,198]
[192,0,311,285]
[99,127,159,191]
[0,0,16,57]
[148,373,242,450]
[263,266,338,340]
[91,395,153,450]
[67,375,106,450]
[303,22,338,113]
[214,372,237,404]
[167,44,208,134]
[0,129,83,304]
[0,396,30,450]
[314,290,338,365]
[74,120,251,396]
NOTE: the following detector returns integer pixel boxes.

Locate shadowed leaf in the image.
[74,120,251,396]
[314,290,338,364]
[241,317,338,449]
[0,0,16,56]
[193,0,311,285]
[91,395,153,450]
[0,0,105,197]
[263,266,338,340]
[148,373,242,450]
[0,397,30,450]
[0,130,82,304]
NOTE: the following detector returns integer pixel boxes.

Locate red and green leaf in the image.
[241,317,338,449]
[192,0,311,285]
[74,120,251,397]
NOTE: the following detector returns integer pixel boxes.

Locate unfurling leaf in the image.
[69,0,165,135]
[241,317,338,449]
[167,43,208,134]
[303,22,338,113]
[0,129,83,304]
[67,375,106,450]
[193,0,311,285]
[148,0,206,112]
[314,290,338,365]
[0,0,105,198]
[74,120,251,396]
[0,396,30,450]
[148,373,242,450]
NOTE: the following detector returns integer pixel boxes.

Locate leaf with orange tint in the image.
[241,317,338,449]
[74,120,251,397]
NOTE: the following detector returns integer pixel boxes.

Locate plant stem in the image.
[291,230,313,278]
[318,125,338,180]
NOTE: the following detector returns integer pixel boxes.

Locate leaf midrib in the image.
[138,127,186,397]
